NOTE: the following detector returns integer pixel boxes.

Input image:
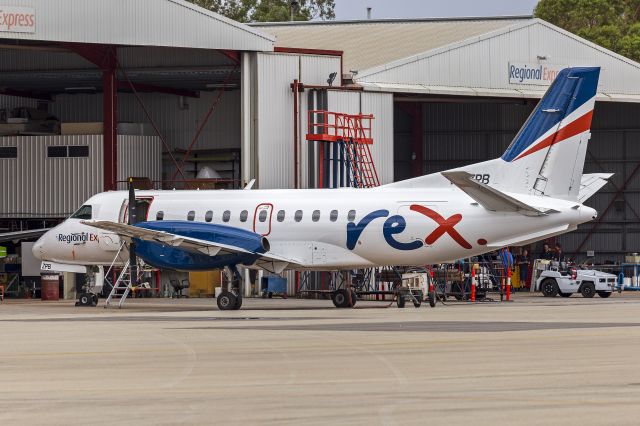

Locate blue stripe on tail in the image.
[501,67,600,162]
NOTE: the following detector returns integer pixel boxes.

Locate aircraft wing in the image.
[441,171,550,216]
[578,173,612,203]
[82,221,298,274]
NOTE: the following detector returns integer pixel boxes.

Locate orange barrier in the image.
[506,267,512,301]
[470,267,476,302]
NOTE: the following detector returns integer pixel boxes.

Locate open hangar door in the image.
[393,96,640,263]
[1,43,245,224]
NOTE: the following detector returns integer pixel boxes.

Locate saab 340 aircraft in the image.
[34,67,611,310]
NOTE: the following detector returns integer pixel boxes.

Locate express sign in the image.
[0,6,35,33]
[508,62,566,86]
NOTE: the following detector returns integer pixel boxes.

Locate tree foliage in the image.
[188,0,335,23]
[535,0,640,61]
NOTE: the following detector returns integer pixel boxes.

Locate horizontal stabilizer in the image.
[441,171,550,216]
[578,173,613,203]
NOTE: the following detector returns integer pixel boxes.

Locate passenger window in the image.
[294,210,303,222]
[71,205,92,220]
[259,210,268,222]
[223,210,231,222]
[312,210,320,222]
[205,210,213,222]
[156,211,164,221]
[348,210,356,221]
[187,211,195,221]
[330,210,338,222]
[277,210,285,222]
[240,210,248,222]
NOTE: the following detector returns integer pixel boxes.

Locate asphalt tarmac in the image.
[2,292,640,425]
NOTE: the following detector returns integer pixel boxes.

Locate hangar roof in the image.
[252,17,527,73]
[0,0,275,51]
[256,17,640,102]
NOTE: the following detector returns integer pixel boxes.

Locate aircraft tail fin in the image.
[385,67,601,201]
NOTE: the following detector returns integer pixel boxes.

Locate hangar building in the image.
[255,17,640,263]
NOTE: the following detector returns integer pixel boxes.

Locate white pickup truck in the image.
[537,268,617,298]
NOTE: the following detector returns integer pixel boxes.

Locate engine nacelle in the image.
[131,221,269,271]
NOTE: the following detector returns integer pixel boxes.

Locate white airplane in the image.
[33,67,611,310]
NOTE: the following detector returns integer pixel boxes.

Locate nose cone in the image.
[32,235,46,261]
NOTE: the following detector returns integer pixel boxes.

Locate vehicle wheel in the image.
[580,282,596,298]
[396,294,406,308]
[597,291,612,298]
[428,291,436,307]
[559,292,572,298]
[540,279,559,297]
[413,295,422,308]
[332,289,349,308]
[217,291,236,311]
[234,294,243,310]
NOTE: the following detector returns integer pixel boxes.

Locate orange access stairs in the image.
[307,110,380,188]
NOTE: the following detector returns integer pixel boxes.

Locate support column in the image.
[103,66,117,191]
[240,52,252,187]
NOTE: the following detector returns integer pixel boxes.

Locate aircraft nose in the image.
[32,235,46,261]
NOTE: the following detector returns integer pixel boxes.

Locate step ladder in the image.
[343,137,380,188]
[105,259,134,308]
[103,242,144,309]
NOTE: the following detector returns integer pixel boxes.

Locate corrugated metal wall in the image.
[254,52,343,189]
[117,136,163,190]
[0,135,161,217]
[0,135,103,218]
[49,91,241,153]
[0,94,38,110]
[394,100,640,262]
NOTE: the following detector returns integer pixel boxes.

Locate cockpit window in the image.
[71,205,92,220]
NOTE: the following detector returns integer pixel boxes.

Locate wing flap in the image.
[441,171,547,216]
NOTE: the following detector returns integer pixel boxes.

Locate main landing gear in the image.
[217,266,243,311]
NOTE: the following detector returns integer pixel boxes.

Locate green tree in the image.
[535,0,640,62]
[188,0,335,23]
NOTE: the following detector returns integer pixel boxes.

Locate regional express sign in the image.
[508,62,566,86]
[0,6,35,33]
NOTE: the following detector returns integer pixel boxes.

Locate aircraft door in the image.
[253,203,273,236]
[119,197,154,224]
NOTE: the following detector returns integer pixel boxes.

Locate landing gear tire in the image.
[541,279,559,297]
[332,289,351,308]
[580,282,596,298]
[597,291,612,298]
[76,292,97,307]
[559,292,572,298]
[396,294,406,308]
[217,291,237,311]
